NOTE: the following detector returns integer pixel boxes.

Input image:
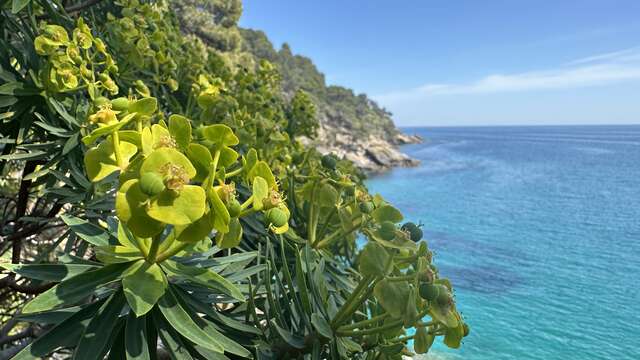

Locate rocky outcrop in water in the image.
[303,121,422,173]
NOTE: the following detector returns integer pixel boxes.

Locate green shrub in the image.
[0,0,467,358]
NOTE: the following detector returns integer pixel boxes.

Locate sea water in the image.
[366,125,640,360]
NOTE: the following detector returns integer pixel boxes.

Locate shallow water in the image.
[366,125,640,360]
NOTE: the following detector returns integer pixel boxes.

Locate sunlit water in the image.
[366,125,640,360]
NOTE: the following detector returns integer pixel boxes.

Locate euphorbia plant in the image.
[0,0,468,358]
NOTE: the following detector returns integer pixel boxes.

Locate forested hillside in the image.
[174,1,420,171]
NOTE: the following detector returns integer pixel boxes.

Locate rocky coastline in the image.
[305,122,423,173]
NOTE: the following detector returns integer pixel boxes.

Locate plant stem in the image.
[331,275,374,328]
[240,195,254,211]
[315,217,362,249]
[225,166,243,178]
[211,149,221,176]
[308,181,319,245]
[336,318,403,337]
[156,241,190,263]
[112,131,123,168]
[337,313,389,331]
[146,235,161,263]
[386,274,416,282]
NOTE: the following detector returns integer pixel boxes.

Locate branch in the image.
[0,278,55,294]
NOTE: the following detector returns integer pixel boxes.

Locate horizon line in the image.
[398,122,640,129]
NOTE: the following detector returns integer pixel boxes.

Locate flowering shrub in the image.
[0,1,467,358]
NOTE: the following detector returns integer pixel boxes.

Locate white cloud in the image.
[375,47,640,102]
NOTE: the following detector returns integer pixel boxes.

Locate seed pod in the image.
[419,283,440,301]
[401,222,423,242]
[111,97,130,111]
[321,154,337,170]
[94,97,110,107]
[139,172,165,196]
[359,201,374,214]
[378,221,397,241]
[266,207,288,227]
[227,199,242,217]
[436,286,452,306]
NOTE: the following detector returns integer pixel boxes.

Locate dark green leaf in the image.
[23,262,130,313]
[158,287,224,353]
[125,313,151,360]
[0,263,96,281]
[75,291,127,359]
[61,214,112,246]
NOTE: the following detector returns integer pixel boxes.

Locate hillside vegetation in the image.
[0,0,465,358]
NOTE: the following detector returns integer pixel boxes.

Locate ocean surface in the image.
[366,125,640,360]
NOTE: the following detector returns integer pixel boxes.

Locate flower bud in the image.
[265,207,288,227]
[139,172,165,196]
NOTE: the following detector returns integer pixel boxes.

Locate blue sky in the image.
[240,1,640,126]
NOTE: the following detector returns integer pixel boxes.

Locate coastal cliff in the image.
[173,2,420,172]
[240,29,422,171]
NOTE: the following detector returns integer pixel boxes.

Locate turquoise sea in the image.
[366,125,640,360]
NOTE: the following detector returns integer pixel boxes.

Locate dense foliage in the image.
[0,0,467,359]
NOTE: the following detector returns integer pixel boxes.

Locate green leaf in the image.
[176,287,260,335]
[201,124,238,147]
[171,289,251,358]
[11,0,30,14]
[169,114,192,149]
[95,245,144,264]
[248,161,276,188]
[140,147,196,179]
[158,287,224,353]
[116,179,165,238]
[13,301,103,359]
[85,138,138,182]
[175,209,214,243]
[0,81,38,95]
[186,143,212,182]
[372,204,403,223]
[123,260,168,317]
[251,176,268,211]
[215,217,243,249]
[0,263,96,282]
[316,182,338,207]
[147,185,206,225]
[153,310,196,359]
[141,127,153,156]
[429,302,459,329]
[125,314,151,360]
[74,291,127,359]
[82,113,137,145]
[311,313,333,338]
[162,260,243,301]
[373,279,410,319]
[444,321,465,349]
[358,242,390,277]
[117,222,142,249]
[129,97,157,115]
[413,326,433,354]
[23,262,131,313]
[208,186,230,233]
[273,321,305,349]
[18,306,84,325]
